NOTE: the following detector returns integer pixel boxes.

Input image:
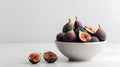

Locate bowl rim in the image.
[55,40,107,44]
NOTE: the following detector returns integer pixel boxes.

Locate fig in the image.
[74,27,87,41]
[74,16,83,29]
[85,25,95,35]
[79,30,91,42]
[62,18,74,33]
[63,30,77,42]
[28,52,41,64]
[56,32,65,41]
[95,24,106,41]
[44,51,57,63]
[90,36,99,42]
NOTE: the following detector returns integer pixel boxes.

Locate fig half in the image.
[44,51,57,63]
[28,52,41,64]
[85,25,95,35]
[79,30,91,42]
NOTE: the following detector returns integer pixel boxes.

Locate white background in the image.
[0,0,120,43]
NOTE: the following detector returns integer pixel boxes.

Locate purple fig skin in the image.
[90,36,99,42]
[63,30,77,42]
[44,57,57,63]
[62,19,74,33]
[29,59,40,64]
[95,24,106,41]
[56,33,65,41]
[74,16,83,29]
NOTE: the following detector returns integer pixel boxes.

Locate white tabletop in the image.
[0,43,120,67]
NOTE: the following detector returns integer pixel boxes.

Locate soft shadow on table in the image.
[57,56,90,63]
[21,56,89,67]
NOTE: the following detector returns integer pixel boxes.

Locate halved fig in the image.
[44,51,57,63]
[79,30,91,42]
[85,25,95,35]
[28,52,41,64]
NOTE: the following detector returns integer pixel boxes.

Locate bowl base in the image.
[69,58,91,61]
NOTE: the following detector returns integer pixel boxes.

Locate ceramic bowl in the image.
[55,41,106,61]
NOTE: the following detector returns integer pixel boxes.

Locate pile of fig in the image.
[56,17,106,42]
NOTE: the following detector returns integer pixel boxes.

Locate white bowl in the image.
[55,41,106,61]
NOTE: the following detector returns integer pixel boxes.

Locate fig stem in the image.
[79,30,82,33]
[68,18,72,23]
[70,29,74,32]
[75,16,78,21]
[98,24,101,28]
